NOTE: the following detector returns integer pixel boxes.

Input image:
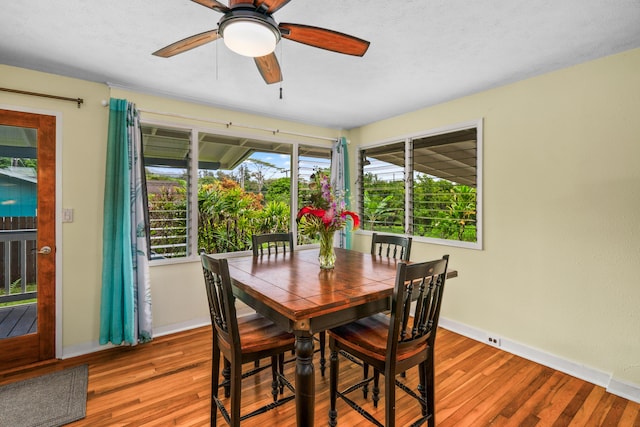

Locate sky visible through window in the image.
[244,152,291,179]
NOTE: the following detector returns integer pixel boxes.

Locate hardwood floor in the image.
[1,326,638,426]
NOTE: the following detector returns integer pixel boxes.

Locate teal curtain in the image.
[100,98,152,345]
[331,137,353,249]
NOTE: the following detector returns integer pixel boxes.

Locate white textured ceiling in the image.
[2,1,639,129]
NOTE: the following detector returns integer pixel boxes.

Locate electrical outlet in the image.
[62,208,74,223]
[487,335,501,347]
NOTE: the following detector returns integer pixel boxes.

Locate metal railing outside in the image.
[0,229,37,304]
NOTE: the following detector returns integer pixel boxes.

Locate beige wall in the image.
[2,67,111,351]
[1,66,338,353]
[107,88,340,336]
[1,47,638,394]
[351,48,640,390]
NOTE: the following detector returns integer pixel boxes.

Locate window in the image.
[358,121,482,249]
[358,141,405,233]
[197,132,295,254]
[297,145,332,244]
[141,122,334,261]
[142,125,191,260]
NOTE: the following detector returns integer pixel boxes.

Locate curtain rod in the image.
[136,107,338,143]
[1,87,84,108]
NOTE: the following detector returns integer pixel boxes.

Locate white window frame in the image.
[141,118,335,264]
[357,119,483,250]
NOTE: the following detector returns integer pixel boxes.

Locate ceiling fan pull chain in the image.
[215,39,219,81]
[279,42,284,99]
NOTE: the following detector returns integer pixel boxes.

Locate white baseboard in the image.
[61,340,114,359]
[438,317,640,404]
[153,317,211,338]
[61,317,211,360]
[61,315,640,405]
[607,378,640,403]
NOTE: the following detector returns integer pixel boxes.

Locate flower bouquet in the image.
[297,170,359,269]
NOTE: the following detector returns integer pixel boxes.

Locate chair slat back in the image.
[387,255,449,358]
[371,233,412,261]
[252,232,294,257]
[201,254,239,347]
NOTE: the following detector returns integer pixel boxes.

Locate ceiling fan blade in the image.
[254,53,282,84]
[254,0,291,13]
[153,30,220,58]
[228,0,253,6]
[279,23,370,56]
[191,0,230,13]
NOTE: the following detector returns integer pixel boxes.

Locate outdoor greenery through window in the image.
[141,123,333,260]
[359,122,481,248]
[359,141,405,233]
[142,126,191,259]
[196,132,295,254]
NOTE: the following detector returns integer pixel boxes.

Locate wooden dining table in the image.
[221,246,457,427]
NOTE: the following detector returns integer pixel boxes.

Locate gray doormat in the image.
[0,364,88,427]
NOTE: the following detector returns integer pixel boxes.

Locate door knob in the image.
[37,246,52,255]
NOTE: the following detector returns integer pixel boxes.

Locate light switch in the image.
[62,208,74,223]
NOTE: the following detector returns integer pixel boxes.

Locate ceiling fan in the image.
[152,0,370,84]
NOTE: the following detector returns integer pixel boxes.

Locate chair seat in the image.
[329,314,426,364]
[236,313,295,354]
[328,256,449,427]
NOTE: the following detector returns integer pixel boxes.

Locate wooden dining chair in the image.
[365,232,413,385]
[251,232,296,368]
[371,232,412,261]
[328,255,450,427]
[201,254,296,427]
[251,232,294,256]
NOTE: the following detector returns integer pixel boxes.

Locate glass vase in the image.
[318,230,336,270]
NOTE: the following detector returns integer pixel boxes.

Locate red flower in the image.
[341,211,360,229]
[297,206,332,228]
[297,170,360,235]
[297,206,326,221]
[298,206,360,230]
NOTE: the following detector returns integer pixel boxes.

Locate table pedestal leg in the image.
[295,333,315,427]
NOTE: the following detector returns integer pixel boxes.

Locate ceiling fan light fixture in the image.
[154,3,370,85]
[221,18,279,57]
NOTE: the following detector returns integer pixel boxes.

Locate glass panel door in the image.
[0,109,56,369]
[0,124,38,339]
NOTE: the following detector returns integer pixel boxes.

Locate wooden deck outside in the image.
[0,302,37,339]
